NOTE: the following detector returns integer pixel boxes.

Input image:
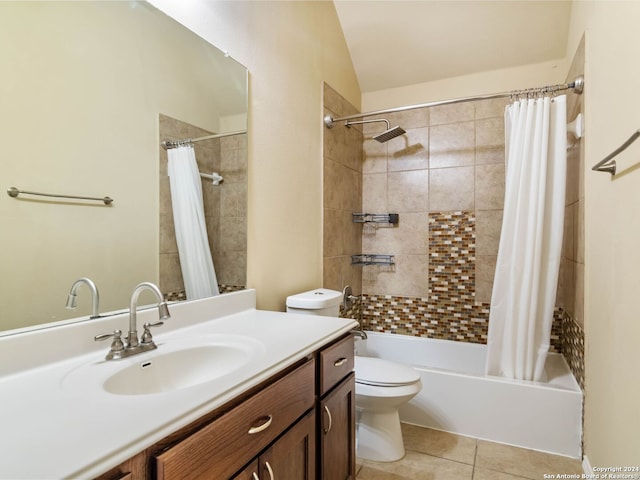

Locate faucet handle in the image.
[141,321,164,345]
[94,329,125,359]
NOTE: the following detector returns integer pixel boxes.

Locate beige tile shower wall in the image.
[556,37,585,390]
[361,98,508,300]
[215,133,248,288]
[323,83,363,295]
[557,38,585,331]
[159,115,246,296]
[362,108,430,297]
[159,115,218,295]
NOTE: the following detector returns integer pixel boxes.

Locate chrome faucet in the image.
[65,277,101,318]
[127,282,170,348]
[351,323,368,340]
[95,282,171,360]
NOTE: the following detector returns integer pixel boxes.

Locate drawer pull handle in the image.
[248,415,273,434]
[334,357,348,367]
[265,461,275,480]
[252,474,259,480]
[323,405,333,434]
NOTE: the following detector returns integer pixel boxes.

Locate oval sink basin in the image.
[104,344,249,395]
[61,334,264,396]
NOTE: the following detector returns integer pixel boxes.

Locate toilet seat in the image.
[355,356,420,387]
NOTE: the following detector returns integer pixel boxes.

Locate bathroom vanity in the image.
[102,334,355,480]
[0,290,357,479]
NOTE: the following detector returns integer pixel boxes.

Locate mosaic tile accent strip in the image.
[165,290,187,302]
[561,308,585,391]
[360,294,490,343]
[339,296,362,321]
[360,294,566,349]
[164,284,245,302]
[416,211,490,341]
[219,284,246,294]
[428,211,476,306]
[550,308,563,354]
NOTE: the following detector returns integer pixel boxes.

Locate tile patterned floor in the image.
[356,423,583,480]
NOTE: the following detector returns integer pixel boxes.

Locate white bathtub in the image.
[357,332,583,458]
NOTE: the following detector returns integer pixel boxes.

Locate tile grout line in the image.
[472,438,478,479]
[401,446,477,469]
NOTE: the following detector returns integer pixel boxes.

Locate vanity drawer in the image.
[155,358,315,480]
[318,334,354,396]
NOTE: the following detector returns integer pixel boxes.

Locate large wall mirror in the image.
[0,1,248,334]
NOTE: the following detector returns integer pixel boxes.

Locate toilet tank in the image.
[286,288,342,317]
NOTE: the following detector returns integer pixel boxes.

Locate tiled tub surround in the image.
[159,114,247,297]
[323,83,363,295]
[358,209,584,389]
[326,92,585,390]
[359,294,584,391]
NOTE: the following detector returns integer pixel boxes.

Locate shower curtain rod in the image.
[324,75,584,128]
[161,129,246,150]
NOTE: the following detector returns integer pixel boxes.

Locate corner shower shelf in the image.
[351,254,395,266]
[352,213,399,224]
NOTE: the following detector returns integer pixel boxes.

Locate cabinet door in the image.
[232,460,259,480]
[156,359,315,480]
[93,450,146,480]
[319,373,355,480]
[260,410,316,480]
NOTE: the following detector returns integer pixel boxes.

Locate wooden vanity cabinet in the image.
[319,374,356,480]
[155,359,315,479]
[94,333,355,480]
[232,410,316,480]
[317,334,356,480]
[94,450,147,480]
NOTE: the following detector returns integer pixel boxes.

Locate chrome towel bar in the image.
[7,186,113,205]
[592,129,640,176]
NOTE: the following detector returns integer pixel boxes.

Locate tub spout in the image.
[351,324,368,340]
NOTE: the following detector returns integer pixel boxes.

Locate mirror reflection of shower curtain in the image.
[167,145,220,300]
[485,95,566,382]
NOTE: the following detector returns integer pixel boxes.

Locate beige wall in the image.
[150,0,361,311]
[0,2,236,329]
[566,1,640,466]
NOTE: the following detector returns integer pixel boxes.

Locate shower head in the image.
[344,118,406,143]
[373,125,406,143]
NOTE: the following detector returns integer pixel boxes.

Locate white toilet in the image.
[286,288,422,462]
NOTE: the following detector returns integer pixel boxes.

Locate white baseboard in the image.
[583,455,594,475]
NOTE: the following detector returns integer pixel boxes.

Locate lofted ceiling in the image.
[333,0,572,93]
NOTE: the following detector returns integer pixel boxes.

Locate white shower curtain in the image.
[167,145,219,300]
[485,95,567,382]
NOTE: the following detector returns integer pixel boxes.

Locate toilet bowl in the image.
[286,288,423,463]
[354,356,421,462]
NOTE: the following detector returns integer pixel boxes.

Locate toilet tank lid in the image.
[286,288,342,309]
[355,356,420,386]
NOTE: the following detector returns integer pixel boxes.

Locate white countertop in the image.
[0,290,357,479]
